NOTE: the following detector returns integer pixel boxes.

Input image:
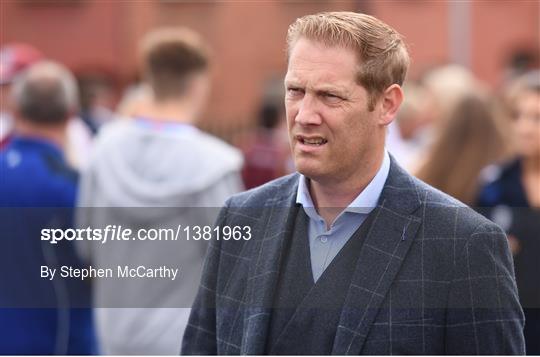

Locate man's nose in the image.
[294,94,322,126]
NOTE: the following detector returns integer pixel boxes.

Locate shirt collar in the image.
[296,150,391,216]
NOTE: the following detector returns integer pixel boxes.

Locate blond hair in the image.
[415,92,510,205]
[287,12,409,110]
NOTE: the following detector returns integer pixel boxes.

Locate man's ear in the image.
[378,84,404,126]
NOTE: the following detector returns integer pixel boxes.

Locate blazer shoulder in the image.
[227,173,299,208]
[411,175,499,233]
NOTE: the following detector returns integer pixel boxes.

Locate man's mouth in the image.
[297,135,328,146]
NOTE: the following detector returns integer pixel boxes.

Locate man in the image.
[182,12,525,355]
[77,28,243,354]
[0,61,97,354]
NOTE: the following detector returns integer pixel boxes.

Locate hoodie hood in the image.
[86,119,243,207]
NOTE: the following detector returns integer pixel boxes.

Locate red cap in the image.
[0,43,44,85]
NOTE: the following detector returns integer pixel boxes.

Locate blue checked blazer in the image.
[182,157,525,355]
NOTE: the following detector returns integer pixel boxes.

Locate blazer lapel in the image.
[241,175,300,355]
[332,159,423,355]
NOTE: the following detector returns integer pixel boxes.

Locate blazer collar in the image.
[332,157,424,354]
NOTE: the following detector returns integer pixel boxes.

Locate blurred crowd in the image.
[0,25,539,355]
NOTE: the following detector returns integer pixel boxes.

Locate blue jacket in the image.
[0,137,97,355]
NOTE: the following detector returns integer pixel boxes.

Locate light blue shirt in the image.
[296,151,391,282]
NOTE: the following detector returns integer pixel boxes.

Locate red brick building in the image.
[2,1,538,135]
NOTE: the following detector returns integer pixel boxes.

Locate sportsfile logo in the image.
[41,225,158,244]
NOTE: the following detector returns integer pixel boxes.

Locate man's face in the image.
[513,90,540,158]
[285,38,381,184]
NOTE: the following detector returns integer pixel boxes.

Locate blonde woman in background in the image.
[415,92,510,205]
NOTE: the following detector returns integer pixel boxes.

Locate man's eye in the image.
[323,93,343,103]
[287,88,302,95]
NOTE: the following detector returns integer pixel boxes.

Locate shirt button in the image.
[320,236,328,243]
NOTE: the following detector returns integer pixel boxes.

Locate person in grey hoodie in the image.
[76,27,243,355]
